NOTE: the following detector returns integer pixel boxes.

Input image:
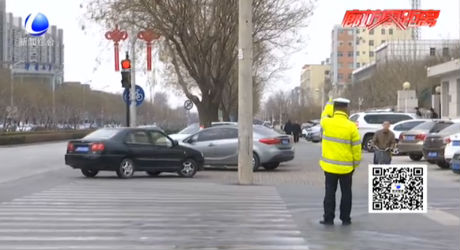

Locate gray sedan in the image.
[181,125,294,170]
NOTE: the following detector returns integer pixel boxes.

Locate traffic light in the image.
[120,56,131,88]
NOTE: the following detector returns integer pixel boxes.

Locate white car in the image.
[390,119,430,140]
[444,132,460,162]
[349,112,416,151]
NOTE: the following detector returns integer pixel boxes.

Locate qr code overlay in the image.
[369,165,427,213]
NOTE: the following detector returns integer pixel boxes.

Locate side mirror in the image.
[172,140,179,147]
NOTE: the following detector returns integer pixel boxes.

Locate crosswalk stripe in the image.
[0,180,309,249]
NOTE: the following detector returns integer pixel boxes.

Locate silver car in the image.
[181,125,294,170]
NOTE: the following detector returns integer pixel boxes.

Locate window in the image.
[439,123,460,135]
[348,41,353,46]
[338,52,343,57]
[369,29,374,35]
[338,73,343,80]
[349,114,360,122]
[218,128,238,139]
[430,47,436,56]
[356,51,360,56]
[394,121,425,131]
[356,29,360,34]
[149,131,172,147]
[381,40,386,44]
[348,51,353,57]
[363,51,366,54]
[369,51,374,57]
[442,47,449,57]
[348,74,352,80]
[369,40,374,46]
[125,131,150,144]
[347,30,353,35]
[339,41,344,46]
[363,114,413,124]
[325,70,330,75]
[197,128,223,142]
[389,28,393,35]
[356,62,361,68]
[348,63,354,68]
[83,129,119,140]
[381,29,385,35]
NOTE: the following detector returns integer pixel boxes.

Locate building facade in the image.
[355,26,413,68]
[427,59,460,119]
[0,0,64,85]
[300,64,330,106]
[330,26,356,87]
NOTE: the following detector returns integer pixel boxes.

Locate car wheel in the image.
[116,158,135,178]
[178,158,198,178]
[252,153,260,171]
[263,162,280,170]
[409,153,423,161]
[146,171,161,177]
[363,135,374,152]
[436,161,450,169]
[81,169,98,178]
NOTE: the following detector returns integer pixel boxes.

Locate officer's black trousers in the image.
[323,171,353,222]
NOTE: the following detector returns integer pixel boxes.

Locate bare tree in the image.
[86,0,314,127]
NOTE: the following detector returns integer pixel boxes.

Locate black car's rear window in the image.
[411,121,436,130]
[430,122,454,133]
[83,129,119,140]
[438,123,460,135]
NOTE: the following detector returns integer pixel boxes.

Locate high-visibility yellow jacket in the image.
[320,98,334,119]
[320,110,361,174]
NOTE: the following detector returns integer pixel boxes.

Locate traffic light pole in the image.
[129,35,137,127]
[126,89,130,127]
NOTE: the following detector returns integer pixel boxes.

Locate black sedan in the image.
[65,128,204,178]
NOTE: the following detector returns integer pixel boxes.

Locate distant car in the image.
[389,119,430,155]
[451,152,460,174]
[182,125,294,170]
[65,128,204,178]
[444,132,460,163]
[303,124,322,142]
[423,123,460,168]
[169,122,237,141]
[398,120,453,162]
[349,112,415,151]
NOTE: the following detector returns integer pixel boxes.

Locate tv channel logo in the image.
[24,13,49,36]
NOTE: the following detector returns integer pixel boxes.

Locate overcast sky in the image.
[6,0,460,109]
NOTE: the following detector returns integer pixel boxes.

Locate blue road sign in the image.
[123,85,145,107]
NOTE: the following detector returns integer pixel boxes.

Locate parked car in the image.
[451,152,460,174]
[398,120,453,162]
[349,112,415,151]
[65,128,204,178]
[303,124,322,142]
[389,119,431,155]
[169,122,237,141]
[444,132,460,164]
[423,123,460,168]
[182,125,294,170]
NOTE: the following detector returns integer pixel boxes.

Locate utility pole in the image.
[237,0,253,185]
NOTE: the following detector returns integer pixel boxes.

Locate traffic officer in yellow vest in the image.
[319,98,361,226]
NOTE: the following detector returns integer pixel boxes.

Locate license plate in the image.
[281,139,289,145]
[427,152,438,158]
[452,164,460,170]
[405,135,415,141]
[453,141,460,146]
[75,146,89,152]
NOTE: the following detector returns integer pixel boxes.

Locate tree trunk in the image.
[197,99,219,128]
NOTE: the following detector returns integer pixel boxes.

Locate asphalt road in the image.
[0,140,458,250]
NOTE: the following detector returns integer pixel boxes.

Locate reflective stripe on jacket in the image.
[320,111,361,174]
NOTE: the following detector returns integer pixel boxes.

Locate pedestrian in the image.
[372,121,396,164]
[415,107,422,118]
[284,120,293,135]
[292,121,301,143]
[430,107,439,119]
[319,98,361,226]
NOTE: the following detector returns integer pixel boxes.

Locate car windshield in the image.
[411,121,435,130]
[83,129,119,140]
[438,123,460,135]
[178,123,200,134]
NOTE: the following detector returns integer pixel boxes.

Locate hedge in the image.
[0,130,94,145]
